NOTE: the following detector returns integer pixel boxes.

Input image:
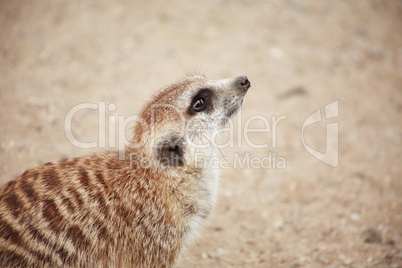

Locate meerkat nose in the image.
[236,76,251,91]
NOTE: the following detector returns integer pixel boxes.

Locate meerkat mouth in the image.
[227,103,241,118]
[225,99,244,119]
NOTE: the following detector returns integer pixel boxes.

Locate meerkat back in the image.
[0,75,251,267]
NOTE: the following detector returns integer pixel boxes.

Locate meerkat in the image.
[0,75,251,267]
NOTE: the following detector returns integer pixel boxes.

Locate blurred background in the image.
[0,0,401,266]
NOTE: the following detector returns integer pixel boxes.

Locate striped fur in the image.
[0,75,250,267]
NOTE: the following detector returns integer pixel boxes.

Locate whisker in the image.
[171,49,191,77]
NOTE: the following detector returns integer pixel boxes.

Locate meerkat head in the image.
[131,75,251,169]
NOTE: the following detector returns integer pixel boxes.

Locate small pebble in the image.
[362,228,382,244]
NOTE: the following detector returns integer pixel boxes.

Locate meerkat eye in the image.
[188,89,213,115]
[193,98,205,110]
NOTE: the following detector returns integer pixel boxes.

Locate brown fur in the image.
[0,75,250,267]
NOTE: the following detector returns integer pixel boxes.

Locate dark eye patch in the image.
[188,89,213,115]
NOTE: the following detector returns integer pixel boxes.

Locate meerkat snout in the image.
[237,76,251,91]
[0,75,251,267]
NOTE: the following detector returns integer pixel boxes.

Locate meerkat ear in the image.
[156,134,184,167]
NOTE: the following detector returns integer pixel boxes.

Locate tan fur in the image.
[0,75,250,267]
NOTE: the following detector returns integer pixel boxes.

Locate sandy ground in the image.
[1,0,401,267]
